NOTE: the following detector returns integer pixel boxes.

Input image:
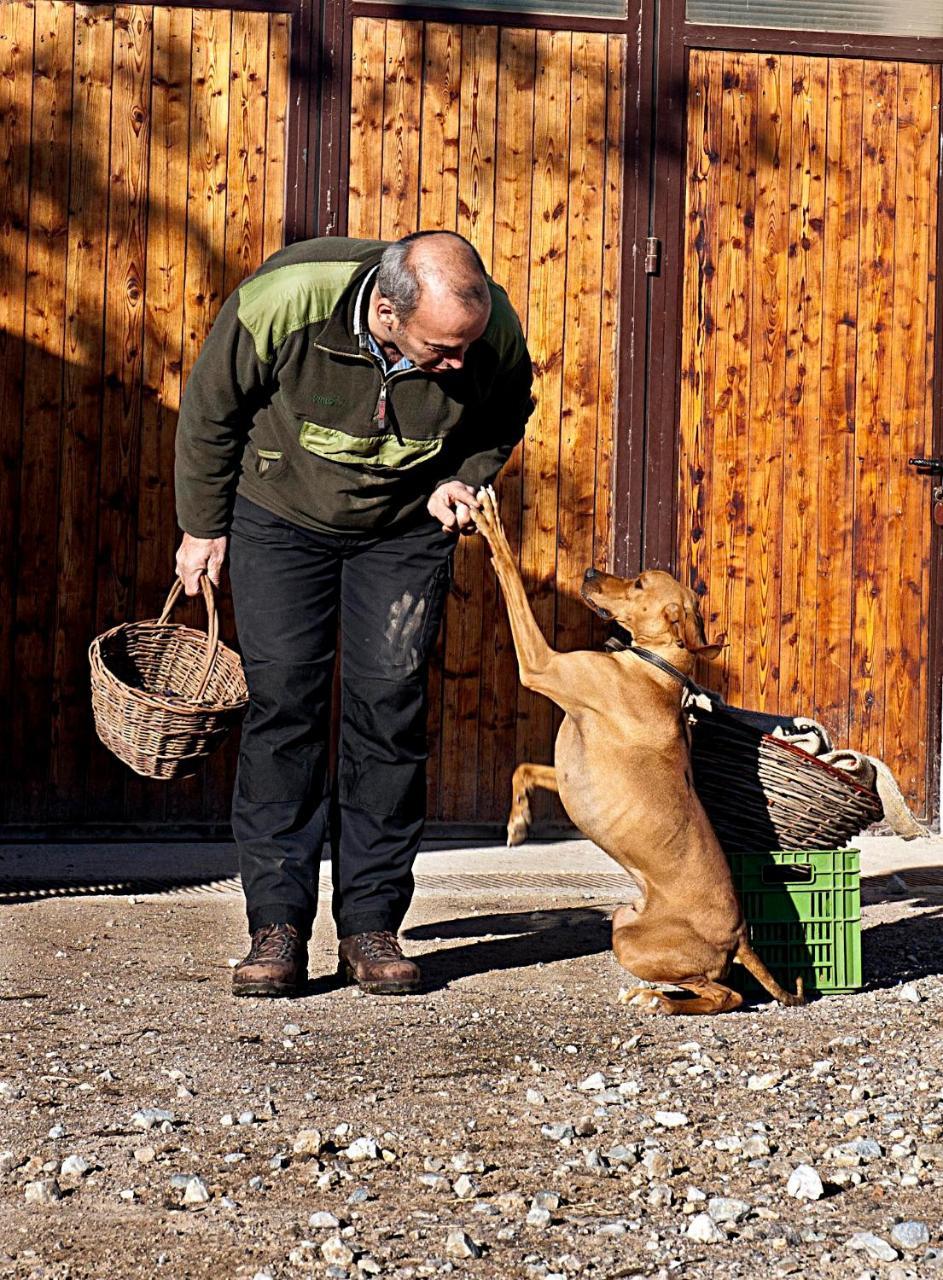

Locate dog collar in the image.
[605,626,693,689]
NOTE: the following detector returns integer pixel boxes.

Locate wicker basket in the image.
[89,577,248,780]
[689,705,883,854]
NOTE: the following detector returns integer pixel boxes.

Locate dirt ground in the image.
[1,869,942,1280]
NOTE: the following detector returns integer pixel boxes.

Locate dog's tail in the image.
[735,936,806,1007]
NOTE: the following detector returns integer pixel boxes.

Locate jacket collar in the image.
[315,252,385,357]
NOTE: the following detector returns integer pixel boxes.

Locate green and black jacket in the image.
[174,237,534,538]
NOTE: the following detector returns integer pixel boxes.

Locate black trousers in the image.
[227,495,454,940]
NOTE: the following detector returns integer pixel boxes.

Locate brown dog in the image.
[472,486,804,1016]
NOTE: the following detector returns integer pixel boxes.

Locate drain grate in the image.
[0,869,637,903]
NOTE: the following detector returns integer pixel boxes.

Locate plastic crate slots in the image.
[727,848,862,996]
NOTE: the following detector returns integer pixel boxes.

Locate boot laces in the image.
[248,924,301,963]
[358,930,403,961]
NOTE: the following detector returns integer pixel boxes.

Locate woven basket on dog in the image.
[689,705,884,854]
[89,577,248,780]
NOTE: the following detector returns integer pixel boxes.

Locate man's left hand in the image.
[428,481,480,535]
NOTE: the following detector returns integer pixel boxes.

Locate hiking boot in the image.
[232,923,307,997]
[337,930,420,994]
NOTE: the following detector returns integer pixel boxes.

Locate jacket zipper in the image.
[312,340,420,432]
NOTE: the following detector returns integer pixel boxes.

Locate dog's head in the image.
[580,567,724,659]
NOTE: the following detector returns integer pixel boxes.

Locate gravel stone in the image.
[654,1110,690,1128]
[321,1235,355,1266]
[309,1211,342,1229]
[182,1176,211,1205]
[787,1164,824,1201]
[686,1213,726,1244]
[445,1228,481,1259]
[890,1221,930,1251]
[707,1197,751,1224]
[130,1108,174,1131]
[848,1232,899,1263]
[60,1155,92,1177]
[24,1179,62,1205]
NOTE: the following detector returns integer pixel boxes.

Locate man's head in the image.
[372,231,492,372]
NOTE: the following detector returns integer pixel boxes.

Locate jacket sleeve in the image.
[174,287,272,538]
[435,337,534,495]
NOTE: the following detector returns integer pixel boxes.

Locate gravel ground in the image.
[1,873,942,1280]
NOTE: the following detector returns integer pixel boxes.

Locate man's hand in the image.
[176,533,229,596]
[427,481,480,535]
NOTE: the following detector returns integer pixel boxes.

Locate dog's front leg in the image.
[473,486,563,700]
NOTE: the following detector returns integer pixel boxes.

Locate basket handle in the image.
[158,576,220,702]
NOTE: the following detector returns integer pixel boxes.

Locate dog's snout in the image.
[583,567,600,581]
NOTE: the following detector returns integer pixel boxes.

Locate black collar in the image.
[604,625,693,689]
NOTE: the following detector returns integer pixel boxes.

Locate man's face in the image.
[374,291,491,373]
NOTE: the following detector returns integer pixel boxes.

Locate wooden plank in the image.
[172,4,231,824]
[704,51,755,701]
[439,22,497,821]
[126,4,192,828]
[48,3,114,820]
[347,17,386,239]
[416,19,461,817]
[814,59,863,750]
[677,48,723,635]
[379,20,422,242]
[515,28,571,793]
[476,25,535,822]
[91,3,153,821]
[741,53,790,714]
[883,61,937,812]
[780,56,828,714]
[13,0,74,821]
[555,31,607,661]
[202,8,270,823]
[0,0,35,821]
[592,35,625,582]
[850,61,898,762]
[417,22,460,233]
[224,9,268,296]
[262,11,289,260]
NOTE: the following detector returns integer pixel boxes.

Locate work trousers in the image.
[227,495,454,940]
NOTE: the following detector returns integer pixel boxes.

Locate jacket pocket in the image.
[251,446,288,480]
[298,420,443,471]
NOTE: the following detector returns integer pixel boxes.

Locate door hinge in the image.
[644,236,662,276]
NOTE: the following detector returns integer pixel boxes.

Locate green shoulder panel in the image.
[237,260,363,362]
[482,282,526,367]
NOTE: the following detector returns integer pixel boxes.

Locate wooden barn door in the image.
[0,3,291,829]
[675,50,940,816]
[344,16,631,826]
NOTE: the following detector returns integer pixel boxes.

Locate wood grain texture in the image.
[884,62,937,807]
[679,48,937,814]
[742,52,789,713]
[14,0,74,819]
[814,58,863,750]
[780,56,827,709]
[262,12,289,261]
[348,17,386,238]
[380,20,421,242]
[440,22,496,820]
[850,61,898,762]
[49,3,113,818]
[476,25,535,820]
[0,0,36,821]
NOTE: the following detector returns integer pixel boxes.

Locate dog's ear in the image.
[664,602,725,658]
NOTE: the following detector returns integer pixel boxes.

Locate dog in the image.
[472,486,804,1016]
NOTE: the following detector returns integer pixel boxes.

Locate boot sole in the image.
[232,977,304,998]
[337,961,420,995]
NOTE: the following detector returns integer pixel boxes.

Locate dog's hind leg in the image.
[619,977,743,1016]
[507,763,558,847]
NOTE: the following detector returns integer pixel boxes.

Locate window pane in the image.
[370,0,626,15]
[686,0,943,37]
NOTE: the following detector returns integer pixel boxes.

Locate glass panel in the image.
[370,0,626,15]
[686,0,943,37]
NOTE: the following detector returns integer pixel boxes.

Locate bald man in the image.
[174,232,534,997]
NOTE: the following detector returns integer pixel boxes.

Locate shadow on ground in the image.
[862,905,943,991]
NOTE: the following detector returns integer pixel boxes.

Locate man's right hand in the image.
[176,533,229,596]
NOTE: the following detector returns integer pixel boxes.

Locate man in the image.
[174,231,533,998]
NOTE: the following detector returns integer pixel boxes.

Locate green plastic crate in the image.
[727,848,862,995]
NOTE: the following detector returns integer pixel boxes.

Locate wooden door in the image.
[0,3,291,829]
[677,50,940,815]
[345,16,629,825]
